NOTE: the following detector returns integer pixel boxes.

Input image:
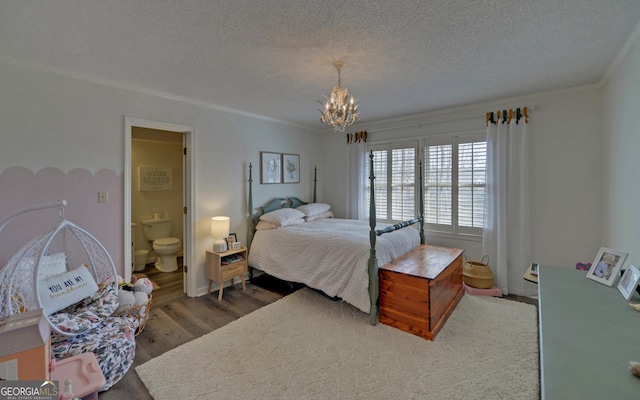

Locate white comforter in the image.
[248,218,421,313]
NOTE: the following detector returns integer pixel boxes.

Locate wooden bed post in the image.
[247,163,254,252]
[313,166,317,203]
[368,151,379,326]
[419,159,425,245]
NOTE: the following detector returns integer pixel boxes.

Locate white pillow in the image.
[305,210,334,221]
[296,203,331,217]
[284,217,306,226]
[259,208,306,226]
[38,252,68,279]
[38,265,99,315]
[255,220,281,230]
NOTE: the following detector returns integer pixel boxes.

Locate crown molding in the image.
[352,84,603,135]
[600,20,640,86]
[0,54,310,131]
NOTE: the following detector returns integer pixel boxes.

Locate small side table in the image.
[205,247,248,300]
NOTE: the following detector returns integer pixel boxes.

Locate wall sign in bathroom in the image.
[139,166,173,191]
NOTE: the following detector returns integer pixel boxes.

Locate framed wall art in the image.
[282,153,300,183]
[260,151,281,184]
[139,166,172,191]
[586,247,628,286]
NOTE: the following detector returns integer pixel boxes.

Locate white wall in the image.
[322,85,604,268]
[0,61,321,295]
[4,39,636,294]
[602,34,640,268]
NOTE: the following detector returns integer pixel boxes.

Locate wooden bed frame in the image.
[247,152,426,325]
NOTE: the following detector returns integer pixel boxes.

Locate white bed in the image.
[246,154,425,324]
[248,217,420,313]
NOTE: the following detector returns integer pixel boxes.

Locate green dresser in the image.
[539,265,640,399]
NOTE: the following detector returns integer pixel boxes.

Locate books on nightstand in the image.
[221,254,245,265]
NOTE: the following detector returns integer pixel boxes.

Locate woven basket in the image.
[123,294,152,336]
[463,255,494,289]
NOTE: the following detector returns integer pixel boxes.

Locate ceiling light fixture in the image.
[318,61,359,132]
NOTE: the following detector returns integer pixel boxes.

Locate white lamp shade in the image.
[211,216,230,252]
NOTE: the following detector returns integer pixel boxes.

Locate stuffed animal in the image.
[116,276,152,315]
[116,289,136,314]
[575,262,592,271]
[133,277,153,295]
[133,291,149,308]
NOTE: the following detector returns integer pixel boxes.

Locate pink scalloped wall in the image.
[0,166,124,274]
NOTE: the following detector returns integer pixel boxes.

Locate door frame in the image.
[124,116,196,296]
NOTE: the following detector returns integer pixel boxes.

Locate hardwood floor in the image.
[99,264,294,399]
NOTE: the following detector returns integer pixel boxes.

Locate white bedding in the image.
[248,218,421,313]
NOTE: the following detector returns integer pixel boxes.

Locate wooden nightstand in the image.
[205,247,248,301]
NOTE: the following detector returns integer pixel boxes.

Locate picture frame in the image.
[282,153,300,183]
[260,151,281,184]
[617,264,640,300]
[586,247,628,286]
[226,233,237,249]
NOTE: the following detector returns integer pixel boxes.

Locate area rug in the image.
[136,288,539,400]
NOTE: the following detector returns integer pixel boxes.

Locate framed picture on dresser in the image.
[617,265,640,300]
[586,247,628,286]
[226,233,237,249]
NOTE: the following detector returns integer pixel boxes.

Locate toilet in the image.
[141,216,181,273]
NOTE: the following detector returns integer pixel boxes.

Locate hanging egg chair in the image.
[0,200,119,337]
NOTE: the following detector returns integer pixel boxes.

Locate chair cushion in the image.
[49,283,119,341]
[51,315,138,391]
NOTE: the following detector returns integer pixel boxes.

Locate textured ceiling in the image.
[1,1,639,130]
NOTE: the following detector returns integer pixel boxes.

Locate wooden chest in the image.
[379,245,464,341]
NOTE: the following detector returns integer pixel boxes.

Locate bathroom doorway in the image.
[124,117,195,297]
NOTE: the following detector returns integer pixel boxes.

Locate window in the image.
[366,132,486,237]
[424,133,486,236]
[366,143,417,222]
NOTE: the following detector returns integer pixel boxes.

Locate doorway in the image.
[124,117,196,296]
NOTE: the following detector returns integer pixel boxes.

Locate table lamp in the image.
[210,216,230,253]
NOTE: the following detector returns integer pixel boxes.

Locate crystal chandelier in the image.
[318,61,359,132]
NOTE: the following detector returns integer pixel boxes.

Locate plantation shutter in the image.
[458,141,487,230]
[366,142,417,222]
[423,133,486,235]
[424,143,452,226]
[391,148,416,221]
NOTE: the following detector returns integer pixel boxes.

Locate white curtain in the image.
[483,113,536,296]
[345,141,367,220]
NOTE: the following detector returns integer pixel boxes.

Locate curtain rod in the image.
[364,105,535,134]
